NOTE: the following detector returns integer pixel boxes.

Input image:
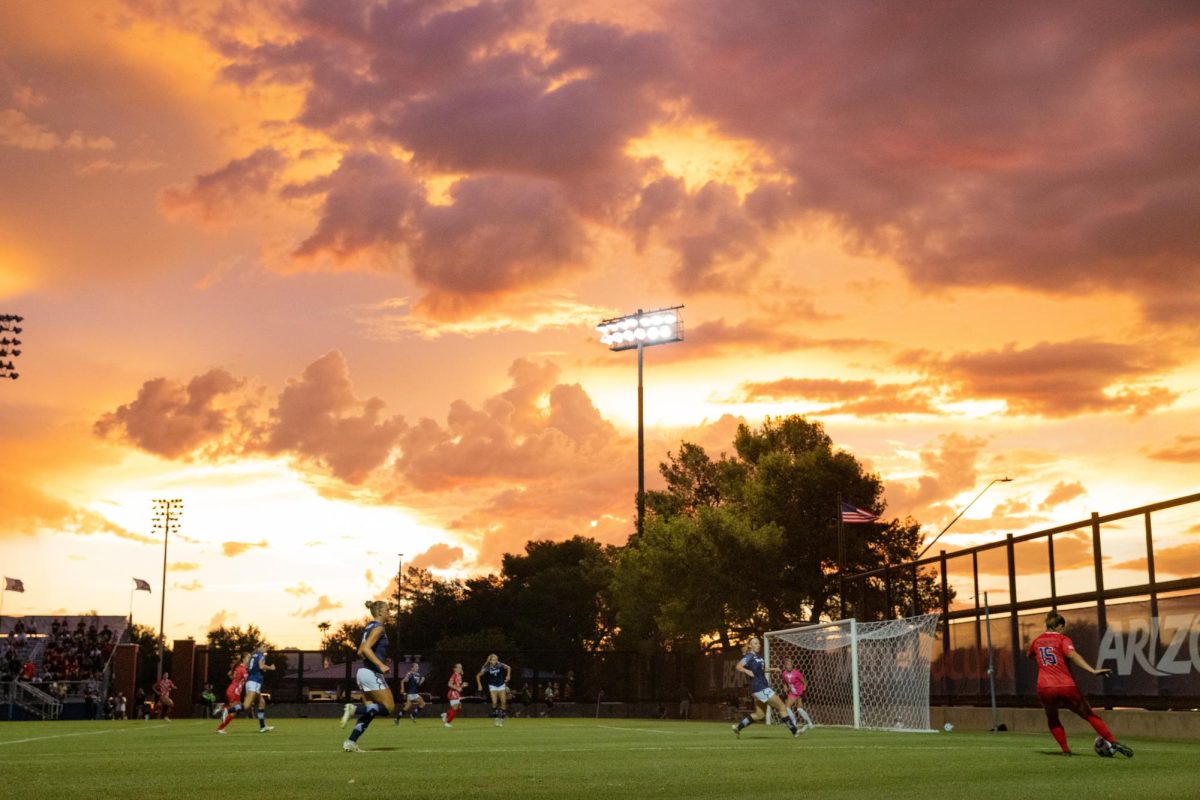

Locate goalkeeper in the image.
[780,658,814,732]
[732,637,801,738]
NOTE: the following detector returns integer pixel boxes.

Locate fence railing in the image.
[2,680,64,720]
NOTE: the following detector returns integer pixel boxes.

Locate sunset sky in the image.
[2,0,1198,649]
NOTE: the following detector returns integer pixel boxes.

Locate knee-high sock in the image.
[217,704,242,731]
[1046,709,1069,752]
[796,707,814,727]
[447,707,459,723]
[349,703,381,742]
[256,709,266,729]
[736,715,754,731]
[1084,713,1114,742]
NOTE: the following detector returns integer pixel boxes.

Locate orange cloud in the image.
[159,146,286,226]
[293,595,343,619]
[1115,542,1200,578]
[169,562,201,571]
[1145,435,1200,463]
[409,543,465,571]
[1040,481,1086,510]
[222,540,268,557]
[94,368,245,459]
[284,582,315,597]
[734,377,939,417]
[173,580,204,591]
[902,340,1178,417]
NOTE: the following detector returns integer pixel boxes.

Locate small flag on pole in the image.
[840,502,879,523]
[133,578,152,593]
[4,577,25,592]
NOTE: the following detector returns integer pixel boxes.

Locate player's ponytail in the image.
[1046,611,1066,630]
[365,600,389,619]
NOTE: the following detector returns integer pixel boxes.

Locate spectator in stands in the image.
[116,692,127,720]
[84,688,97,720]
[201,684,217,718]
[542,683,555,716]
[22,659,35,680]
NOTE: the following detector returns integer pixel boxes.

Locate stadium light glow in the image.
[594,305,684,538]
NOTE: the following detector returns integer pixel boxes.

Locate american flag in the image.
[840,502,879,523]
[4,577,24,592]
[133,578,152,592]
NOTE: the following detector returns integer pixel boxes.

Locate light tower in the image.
[151,498,183,681]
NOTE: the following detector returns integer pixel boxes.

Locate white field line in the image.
[597,725,678,734]
[0,724,169,746]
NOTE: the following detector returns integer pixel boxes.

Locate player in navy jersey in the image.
[732,637,801,738]
[340,601,395,752]
[244,648,276,733]
[476,653,512,727]
[394,662,427,724]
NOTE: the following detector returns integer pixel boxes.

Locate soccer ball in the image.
[1094,736,1115,757]
[943,722,954,733]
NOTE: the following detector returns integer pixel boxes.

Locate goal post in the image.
[764,613,939,732]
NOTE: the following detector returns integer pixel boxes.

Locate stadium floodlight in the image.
[151,498,184,682]
[594,305,684,537]
[0,314,23,380]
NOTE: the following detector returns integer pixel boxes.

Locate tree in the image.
[320,621,366,664]
[630,415,943,638]
[206,625,272,686]
[128,623,170,691]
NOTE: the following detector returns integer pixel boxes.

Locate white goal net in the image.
[764,613,939,732]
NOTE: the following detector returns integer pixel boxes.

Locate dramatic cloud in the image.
[259,350,406,484]
[94,368,245,458]
[0,108,114,152]
[647,318,881,363]
[293,595,343,618]
[902,340,1178,417]
[222,540,268,557]
[734,377,938,417]
[1145,435,1200,463]
[0,479,155,544]
[672,1,1200,321]
[408,543,465,570]
[1040,481,1086,510]
[886,433,990,521]
[284,581,315,597]
[1114,542,1200,578]
[160,147,286,225]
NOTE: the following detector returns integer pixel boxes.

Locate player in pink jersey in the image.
[215,653,249,734]
[779,659,813,731]
[1027,611,1132,757]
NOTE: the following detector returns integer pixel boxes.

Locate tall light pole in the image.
[917,477,1012,560]
[151,498,183,681]
[595,305,684,538]
[0,314,23,380]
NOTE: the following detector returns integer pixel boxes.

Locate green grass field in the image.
[1,717,1196,800]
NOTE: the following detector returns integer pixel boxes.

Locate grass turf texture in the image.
[1,718,1197,800]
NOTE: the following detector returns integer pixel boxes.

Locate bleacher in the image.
[1,615,128,709]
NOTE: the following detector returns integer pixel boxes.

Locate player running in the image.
[340,600,396,752]
[1028,611,1133,758]
[780,658,814,732]
[476,653,512,727]
[394,662,426,724]
[244,647,276,733]
[154,673,176,721]
[732,637,801,738]
[215,653,249,734]
[441,663,464,727]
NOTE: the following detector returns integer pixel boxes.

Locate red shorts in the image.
[226,686,244,705]
[1037,685,1090,716]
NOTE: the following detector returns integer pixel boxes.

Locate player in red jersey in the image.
[215,653,249,734]
[1027,611,1132,757]
[154,673,176,721]
[441,663,465,728]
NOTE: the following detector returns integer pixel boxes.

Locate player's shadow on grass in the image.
[367,746,402,752]
[1037,750,1073,757]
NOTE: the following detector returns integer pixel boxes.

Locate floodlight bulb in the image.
[659,326,673,339]
[647,327,660,340]
[635,328,646,340]
[624,330,635,342]
[664,312,676,324]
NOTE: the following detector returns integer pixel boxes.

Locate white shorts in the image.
[406,693,423,702]
[753,687,777,703]
[449,699,461,708]
[487,684,507,694]
[245,681,262,694]
[357,668,388,693]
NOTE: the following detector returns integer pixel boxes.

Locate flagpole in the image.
[837,494,847,619]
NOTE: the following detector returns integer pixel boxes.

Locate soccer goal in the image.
[764,613,940,732]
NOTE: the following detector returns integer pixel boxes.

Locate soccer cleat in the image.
[494,717,501,727]
[342,740,361,752]
[1062,750,1072,757]
[732,723,741,737]
[259,726,274,733]
[340,703,355,729]
[411,713,417,724]
[220,707,229,723]
[440,712,447,723]
[1111,742,1134,758]
[216,728,226,735]
[212,705,223,718]
[393,715,401,726]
